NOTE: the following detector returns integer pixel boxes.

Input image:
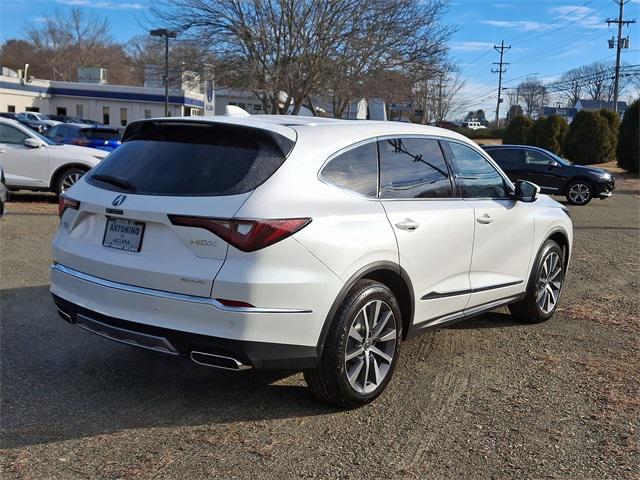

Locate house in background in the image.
[574,99,628,118]
[542,106,578,123]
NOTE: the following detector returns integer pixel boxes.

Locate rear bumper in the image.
[50,264,323,369]
[52,294,318,369]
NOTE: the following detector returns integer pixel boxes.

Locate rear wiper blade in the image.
[90,173,137,192]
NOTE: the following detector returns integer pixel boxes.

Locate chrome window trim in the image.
[51,263,312,314]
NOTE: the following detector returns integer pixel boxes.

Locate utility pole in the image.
[606,1,635,113]
[150,28,177,117]
[492,40,511,127]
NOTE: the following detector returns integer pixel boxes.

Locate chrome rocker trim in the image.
[51,263,313,314]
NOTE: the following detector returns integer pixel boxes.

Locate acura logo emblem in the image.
[112,194,127,207]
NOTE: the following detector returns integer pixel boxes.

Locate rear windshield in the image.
[87,121,294,196]
[82,128,120,141]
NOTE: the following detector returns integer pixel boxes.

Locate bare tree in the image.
[16,8,136,84]
[27,8,112,81]
[152,0,451,115]
[558,68,583,107]
[517,78,546,117]
[325,0,451,118]
[412,66,466,123]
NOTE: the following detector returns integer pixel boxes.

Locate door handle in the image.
[395,218,420,231]
[476,213,493,224]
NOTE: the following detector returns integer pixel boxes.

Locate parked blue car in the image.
[46,123,122,152]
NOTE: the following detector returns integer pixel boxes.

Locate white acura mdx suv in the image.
[51,116,572,407]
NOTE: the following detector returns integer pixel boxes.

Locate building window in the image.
[102,106,110,125]
[76,104,83,118]
[120,108,127,126]
[7,105,15,112]
[144,109,152,118]
[25,106,39,112]
[57,107,67,115]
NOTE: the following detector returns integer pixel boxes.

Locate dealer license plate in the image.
[103,217,145,252]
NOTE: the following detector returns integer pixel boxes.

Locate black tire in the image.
[509,239,565,323]
[565,179,593,205]
[54,167,87,195]
[304,280,402,408]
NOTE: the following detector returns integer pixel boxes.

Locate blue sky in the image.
[1,0,639,117]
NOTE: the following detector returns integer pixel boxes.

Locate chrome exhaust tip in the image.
[190,351,251,371]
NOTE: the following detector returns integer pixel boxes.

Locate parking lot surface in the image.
[1,175,639,479]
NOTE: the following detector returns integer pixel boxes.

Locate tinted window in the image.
[485,148,525,169]
[82,128,120,141]
[525,149,554,165]
[320,142,378,197]
[447,142,509,198]
[88,121,294,196]
[0,125,28,145]
[379,137,452,199]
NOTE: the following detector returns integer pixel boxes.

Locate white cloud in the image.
[548,5,606,29]
[481,20,549,32]
[450,41,495,52]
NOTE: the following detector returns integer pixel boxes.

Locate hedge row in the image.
[501,103,638,169]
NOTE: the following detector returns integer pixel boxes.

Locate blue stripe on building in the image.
[0,81,204,107]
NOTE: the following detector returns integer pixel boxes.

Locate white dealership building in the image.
[0,66,384,124]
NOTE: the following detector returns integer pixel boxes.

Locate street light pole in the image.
[150,28,177,117]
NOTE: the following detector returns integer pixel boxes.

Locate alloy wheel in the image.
[568,183,590,204]
[61,172,82,192]
[344,299,398,394]
[537,251,563,315]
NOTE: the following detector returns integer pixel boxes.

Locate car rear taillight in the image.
[168,216,312,252]
[58,196,79,217]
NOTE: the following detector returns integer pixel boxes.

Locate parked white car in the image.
[462,121,487,130]
[0,118,107,194]
[51,116,573,407]
[17,112,61,128]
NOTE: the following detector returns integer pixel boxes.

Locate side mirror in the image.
[24,138,45,149]
[548,160,559,168]
[514,180,540,203]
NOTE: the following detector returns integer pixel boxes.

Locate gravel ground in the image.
[1,173,638,480]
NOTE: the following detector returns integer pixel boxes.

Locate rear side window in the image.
[446,142,509,199]
[320,142,378,197]
[379,137,452,199]
[87,121,294,196]
[82,128,120,141]
[485,148,525,169]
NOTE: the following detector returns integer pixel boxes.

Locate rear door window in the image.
[320,142,378,197]
[87,121,294,196]
[379,137,453,199]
